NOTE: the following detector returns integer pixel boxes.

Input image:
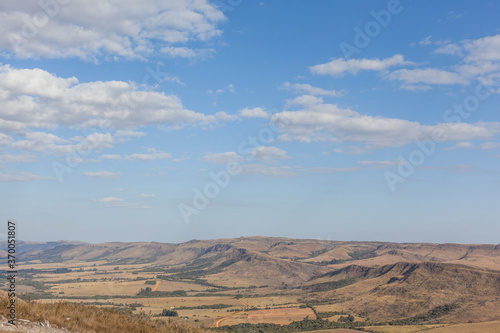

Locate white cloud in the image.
[98,149,171,161]
[0,64,236,132]
[0,0,225,60]
[0,154,36,164]
[448,141,500,150]
[201,147,288,165]
[239,164,297,177]
[282,82,345,97]
[434,43,462,56]
[418,35,432,46]
[83,170,120,178]
[400,84,432,92]
[201,151,242,164]
[431,34,500,85]
[462,34,500,63]
[139,193,156,198]
[93,197,123,203]
[125,148,170,161]
[207,84,236,97]
[160,46,215,59]
[92,196,150,209]
[0,171,53,182]
[0,133,12,146]
[358,160,401,168]
[11,131,114,155]
[385,68,469,85]
[272,97,500,148]
[310,54,412,76]
[418,165,474,173]
[286,95,323,108]
[99,154,121,160]
[238,107,270,118]
[114,130,145,138]
[249,146,289,161]
[303,167,360,173]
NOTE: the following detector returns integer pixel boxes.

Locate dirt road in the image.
[213,311,238,328]
[236,298,248,307]
[151,280,161,291]
[213,298,248,327]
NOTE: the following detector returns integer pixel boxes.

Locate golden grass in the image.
[247,307,316,325]
[0,294,206,333]
[424,320,500,332]
[50,280,146,296]
[363,325,446,333]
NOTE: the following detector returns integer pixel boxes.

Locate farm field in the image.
[247,307,316,324]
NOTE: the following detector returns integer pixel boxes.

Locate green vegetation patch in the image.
[387,304,460,325]
[305,277,357,292]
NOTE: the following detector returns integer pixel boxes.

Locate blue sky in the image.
[1,0,500,244]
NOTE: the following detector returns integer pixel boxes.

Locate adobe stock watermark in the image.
[340,0,404,59]
[52,62,174,182]
[178,119,280,224]
[385,78,499,192]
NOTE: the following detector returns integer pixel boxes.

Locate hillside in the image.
[6,236,500,330]
[303,261,500,322]
[0,290,205,333]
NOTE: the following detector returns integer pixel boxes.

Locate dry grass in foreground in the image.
[0,292,205,333]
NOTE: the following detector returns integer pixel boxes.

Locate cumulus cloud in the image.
[249,146,289,161]
[0,133,12,146]
[0,171,53,182]
[0,0,225,60]
[114,130,145,138]
[93,197,123,203]
[282,82,345,97]
[385,68,469,85]
[421,34,500,88]
[125,148,171,161]
[83,170,120,178]
[239,164,297,177]
[238,107,270,118]
[434,43,463,56]
[462,34,500,63]
[310,54,412,76]
[99,154,121,160]
[160,46,215,59]
[201,151,242,164]
[100,148,171,161]
[448,141,500,150]
[0,154,37,164]
[271,96,500,149]
[302,166,360,173]
[418,35,432,46]
[0,64,236,133]
[92,196,150,209]
[10,131,114,155]
[358,160,402,168]
[139,193,156,198]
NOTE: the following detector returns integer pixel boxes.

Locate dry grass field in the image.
[424,320,500,332]
[247,307,316,324]
[363,325,447,333]
[364,320,500,333]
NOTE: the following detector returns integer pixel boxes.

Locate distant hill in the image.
[13,236,500,324]
[0,240,86,255]
[303,261,500,322]
[17,236,500,270]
